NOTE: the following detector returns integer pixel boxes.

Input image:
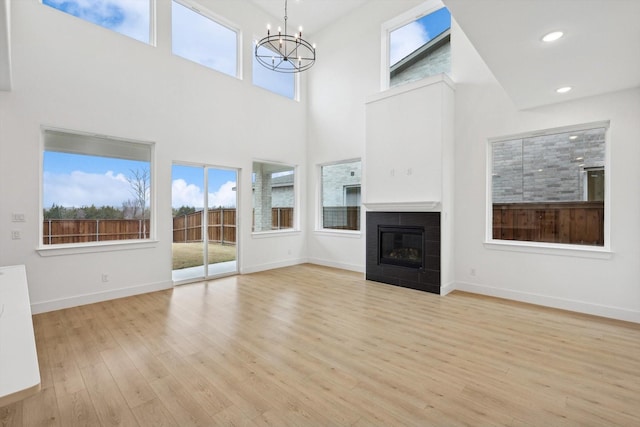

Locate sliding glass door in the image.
[171,164,238,283]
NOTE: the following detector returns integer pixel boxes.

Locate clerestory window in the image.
[382,0,451,90]
[172,0,240,78]
[42,0,153,44]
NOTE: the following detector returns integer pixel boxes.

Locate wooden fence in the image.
[322,206,360,230]
[43,207,297,245]
[43,219,150,245]
[174,207,294,243]
[173,208,237,244]
[493,201,604,245]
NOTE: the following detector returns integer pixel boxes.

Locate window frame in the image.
[38,126,157,255]
[252,38,299,100]
[316,159,362,234]
[251,160,299,236]
[380,0,448,91]
[41,0,156,46]
[171,0,243,79]
[485,121,612,258]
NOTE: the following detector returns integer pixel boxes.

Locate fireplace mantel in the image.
[363,201,441,212]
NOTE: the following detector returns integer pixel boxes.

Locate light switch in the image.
[11,230,21,240]
[12,213,25,222]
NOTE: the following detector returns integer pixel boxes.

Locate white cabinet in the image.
[0,265,41,406]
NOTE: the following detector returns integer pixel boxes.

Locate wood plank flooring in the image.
[2,264,640,426]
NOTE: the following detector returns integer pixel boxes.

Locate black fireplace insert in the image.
[378,226,424,269]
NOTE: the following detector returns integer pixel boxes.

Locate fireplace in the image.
[378,226,424,269]
[366,211,440,294]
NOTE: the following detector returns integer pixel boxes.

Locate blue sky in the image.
[390,7,451,66]
[43,152,148,208]
[43,0,150,43]
[172,165,237,209]
[43,152,237,209]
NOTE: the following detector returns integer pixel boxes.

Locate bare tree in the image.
[127,168,150,237]
[127,168,150,219]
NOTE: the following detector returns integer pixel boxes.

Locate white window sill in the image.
[484,240,613,259]
[251,230,301,239]
[314,229,362,238]
[37,240,159,257]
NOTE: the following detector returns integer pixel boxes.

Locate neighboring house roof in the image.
[390,29,451,78]
[272,173,294,188]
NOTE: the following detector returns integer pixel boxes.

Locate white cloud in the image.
[44,0,150,43]
[172,179,205,208]
[172,179,237,209]
[390,21,430,65]
[208,181,237,208]
[43,170,130,208]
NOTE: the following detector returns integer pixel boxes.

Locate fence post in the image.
[220,207,224,246]
[48,219,52,245]
[96,219,100,241]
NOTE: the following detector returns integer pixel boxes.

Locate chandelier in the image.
[254,0,316,73]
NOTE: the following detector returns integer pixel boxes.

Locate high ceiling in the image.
[248,0,367,36]
[252,0,640,110]
[2,0,639,110]
[443,0,640,109]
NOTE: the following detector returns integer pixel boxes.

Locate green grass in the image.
[172,242,236,270]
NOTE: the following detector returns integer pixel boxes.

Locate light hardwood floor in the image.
[2,264,640,426]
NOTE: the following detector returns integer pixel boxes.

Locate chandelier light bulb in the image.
[254,0,316,73]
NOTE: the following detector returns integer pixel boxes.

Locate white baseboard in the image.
[439,281,456,296]
[240,258,307,275]
[454,281,640,324]
[307,257,364,273]
[30,280,173,314]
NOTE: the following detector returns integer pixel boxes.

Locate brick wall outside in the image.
[492,128,605,203]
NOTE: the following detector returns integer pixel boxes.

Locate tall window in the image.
[42,129,153,245]
[383,1,451,89]
[42,0,152,44]
[252,44,296,99]
[252,161,296,232]
[320,160,361,231]
[172,1,239,78]
[490,123,608,247]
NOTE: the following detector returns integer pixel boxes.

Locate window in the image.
[382,1,451,89]
[252,43,296,99]
[320,160,361,231]
[252,161,296,232]
[490,123,608,247]
[42,0,152,44]
[42,129,153,246]
[172,1,239,78]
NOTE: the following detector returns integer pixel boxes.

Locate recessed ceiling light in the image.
[569,135,578,140]
[556,86,572,94]
[542,31,564,42]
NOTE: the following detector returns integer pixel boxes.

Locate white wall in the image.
[0,0,308,312]
[451,21,640,322]
[306,0,423,272]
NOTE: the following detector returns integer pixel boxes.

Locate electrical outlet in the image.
[101,273,109,282]
[11,230,21,240]
[470,268,476,277]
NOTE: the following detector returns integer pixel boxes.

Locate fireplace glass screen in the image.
[378,226,424,269]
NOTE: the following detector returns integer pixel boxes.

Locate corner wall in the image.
[451,21,640,322]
